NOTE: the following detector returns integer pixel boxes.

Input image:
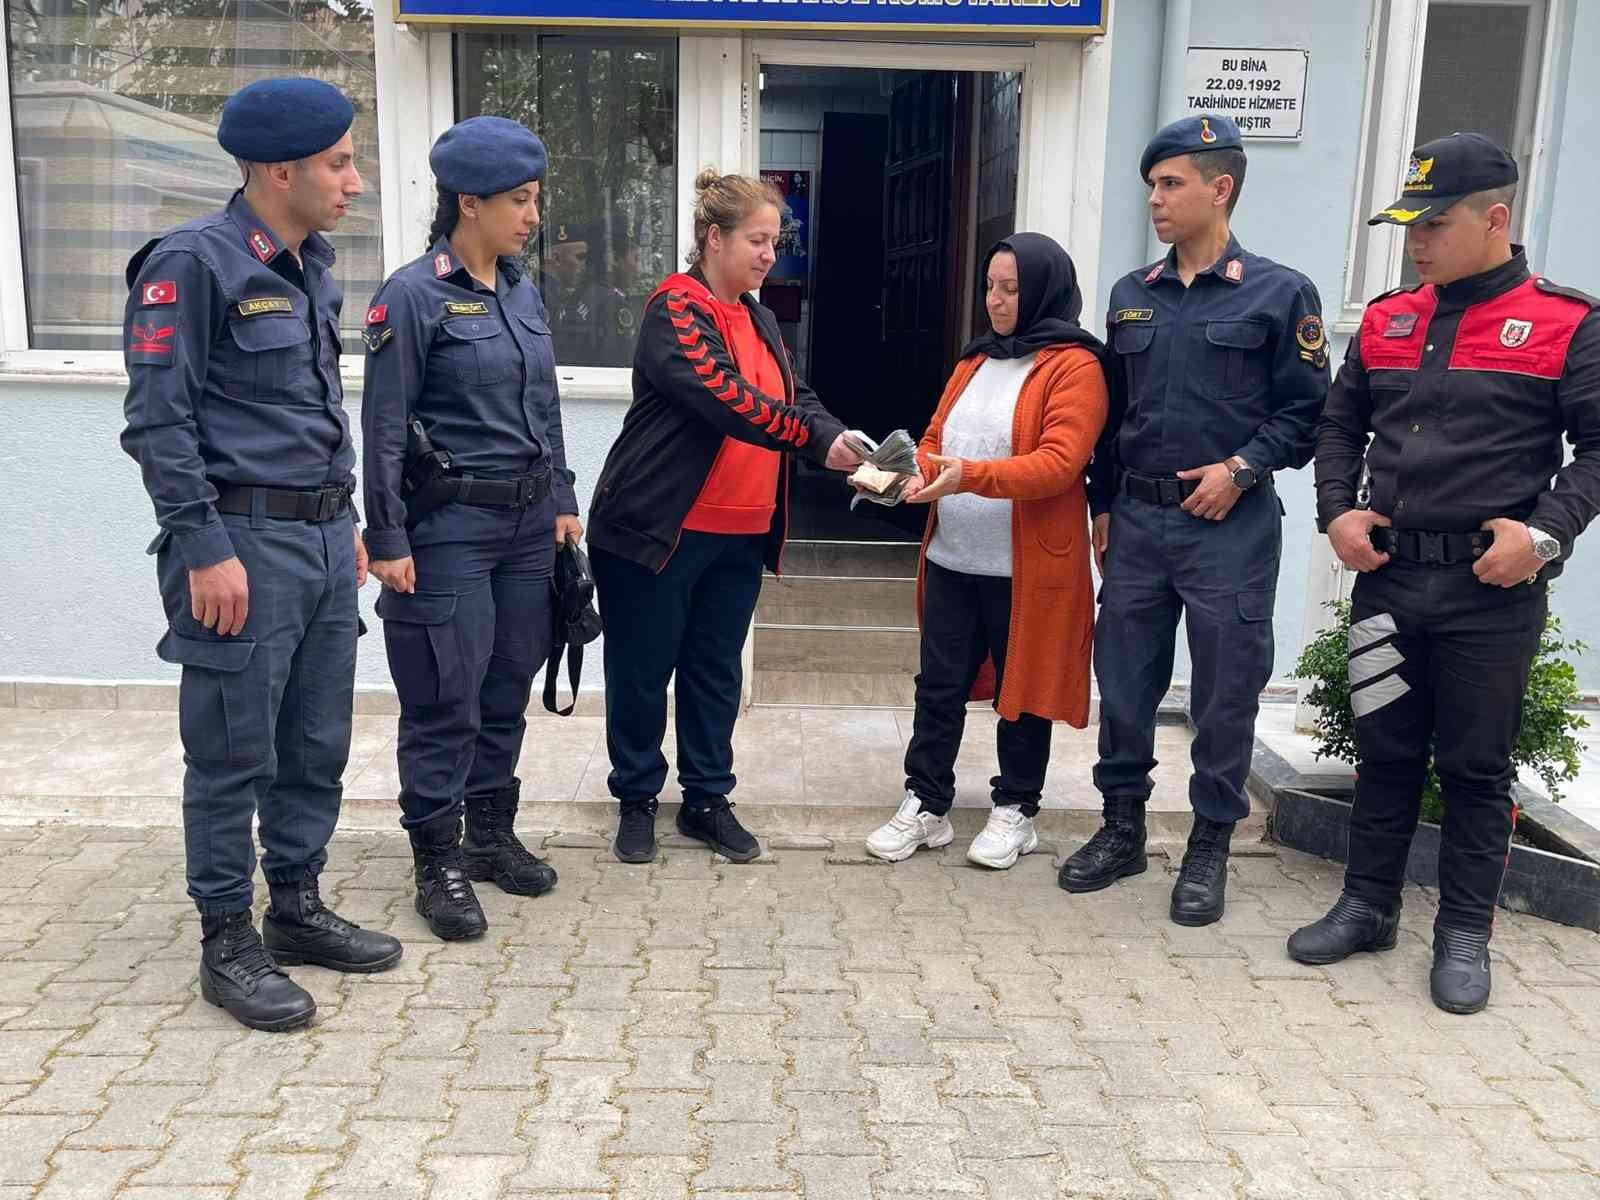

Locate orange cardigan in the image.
[914,345,1109,726]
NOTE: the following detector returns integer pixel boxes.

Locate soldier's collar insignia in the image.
[236,297,293,317]
[434,252,454,278]
[1143,263,1164,284]
[1500,318,1533,348]
[1224,259,1244,283]
[445,300,490,316]
[247,229,275,263]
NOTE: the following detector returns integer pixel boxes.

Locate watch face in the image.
[1232,467,1257,490]
[1535,539,1560,561]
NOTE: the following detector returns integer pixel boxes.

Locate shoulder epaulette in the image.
[1367,282,1425,306]
[1533,277,1600,309]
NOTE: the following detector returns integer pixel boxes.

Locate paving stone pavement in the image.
[1,822,1598,1199]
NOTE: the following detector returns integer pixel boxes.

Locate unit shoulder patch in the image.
[128,319,177,366]
[236,296,293,317]
[362,326,395,354]
[445,301,490,316]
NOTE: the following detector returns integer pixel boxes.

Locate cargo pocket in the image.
[1236,589,1275,624]
[158,630,267,767]
[376,589,464,706]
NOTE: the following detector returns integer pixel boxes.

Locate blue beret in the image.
[218,78,354,162]
[430,117,549,196]
[1139,114,1244,180]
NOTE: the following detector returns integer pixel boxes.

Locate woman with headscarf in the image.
[865,233,1110,869]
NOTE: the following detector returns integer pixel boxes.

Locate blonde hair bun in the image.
[688,168,783,266]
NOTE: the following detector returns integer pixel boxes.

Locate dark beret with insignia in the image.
[430,116,549,197]
[1139,113,1244,181]
[218,78,355,163]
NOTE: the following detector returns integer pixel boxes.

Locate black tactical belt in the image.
[428,471,552,510]
[1370,526,1494,565]
[1121,472,1200,506]
[214,483,353,523]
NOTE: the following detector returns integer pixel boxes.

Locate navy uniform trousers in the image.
[154,509,357,915]
[1093,484,1281,823]
[378,500,556,830]
[1343,562,1546,931]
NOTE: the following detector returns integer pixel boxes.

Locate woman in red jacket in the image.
[587,169,863,864]
[865,233,1110,869]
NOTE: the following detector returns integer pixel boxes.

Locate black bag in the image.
[543,539,604,716]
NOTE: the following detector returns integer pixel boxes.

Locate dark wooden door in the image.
[883,73,956,440]
[809,112,889,434]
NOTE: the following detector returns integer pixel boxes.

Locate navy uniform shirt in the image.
[360,239,578,561]
[1087,236,1330,515]
[120,192,353,570]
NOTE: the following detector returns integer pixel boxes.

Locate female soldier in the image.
[587,169,864,865]
[362,117,576,940]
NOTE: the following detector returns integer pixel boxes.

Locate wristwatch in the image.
[1526,525,1561,562]
[1227,456,1259,491]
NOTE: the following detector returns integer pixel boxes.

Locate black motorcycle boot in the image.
[613,799,659,864]
[676,797,761,862]
[408,812,488,941]
[199,910,316,1032]
[263,879,404,973]
[1169,816,1236,927]
[1431,925,1493,1015]
[1058,795,1148,893]
[463,781,558,896]
[1287,892,1401,965]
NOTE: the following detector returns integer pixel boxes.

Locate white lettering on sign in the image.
[1183,47,1309,140]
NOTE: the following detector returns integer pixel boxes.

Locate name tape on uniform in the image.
[1115,308,1154,323]
[237,297,294,317]
[445,301,490,316]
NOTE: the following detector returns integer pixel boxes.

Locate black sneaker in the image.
[1431,925,1492,1015]
[200,911,316,1033]
[614,799,659,863]
[263,879,403,973]
[676,798,760,862]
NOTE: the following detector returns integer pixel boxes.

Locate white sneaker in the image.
[965,806,1039,869]
[866,792,955,862]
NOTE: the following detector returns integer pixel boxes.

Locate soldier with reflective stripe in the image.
[1292,133,1600,1014]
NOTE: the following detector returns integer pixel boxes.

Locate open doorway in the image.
[757,64,1022,542]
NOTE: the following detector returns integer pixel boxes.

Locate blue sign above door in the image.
[394,0,1107,37]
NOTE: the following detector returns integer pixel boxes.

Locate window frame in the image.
[1336,0,1560,332]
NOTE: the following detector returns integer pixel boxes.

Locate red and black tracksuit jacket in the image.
[587,269,847,574]
[1315,251,1600,576]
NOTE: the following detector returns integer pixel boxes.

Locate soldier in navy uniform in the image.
[362,117,576,941]
[121,78,403,1032]
[1291,133,1600,1013]
[1061,114,1330,927]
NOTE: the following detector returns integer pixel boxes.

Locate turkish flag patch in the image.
[366,304,388,325]
[141,281,177,306]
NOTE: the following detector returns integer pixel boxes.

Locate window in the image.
[4,0,383,353]
[456,32,677,369]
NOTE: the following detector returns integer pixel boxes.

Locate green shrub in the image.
[1291,599,1589,826]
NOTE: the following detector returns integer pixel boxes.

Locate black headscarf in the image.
[960,232,1108,363]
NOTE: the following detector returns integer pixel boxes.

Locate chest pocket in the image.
[1112,322,1157,399]
[214,314,315,403]
[438,315,517,386]
[514,312,555,382]
[1202,319,1271,399]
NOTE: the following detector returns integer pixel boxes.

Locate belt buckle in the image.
[1416,530,1444,565]
[1157,479,1182,506]
[515,477,534,507]
[315,486,344,522]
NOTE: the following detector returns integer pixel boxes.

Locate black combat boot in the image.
[676,797,761,862]
[199,910,316,1032]
[1169,816,1236,927]
[463,780,558,896]
[408,812,488,941]
[1431,925,1492,1014]
[1058,795,1148,893]
[613,798,659,864]
[1287,892,1401,965]
[263,879,404,973]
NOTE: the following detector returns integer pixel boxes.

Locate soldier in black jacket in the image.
[1290,133,1600,1014]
